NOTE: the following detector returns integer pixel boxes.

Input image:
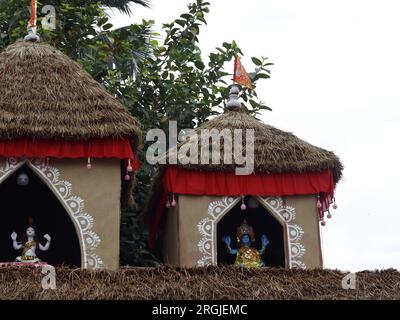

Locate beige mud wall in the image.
[0,158,121,270]
[165,194,322,269]
[165,195,220,267]
[53,159,121,270]
[284,195,323,269]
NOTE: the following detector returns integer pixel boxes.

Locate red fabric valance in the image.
[148,167,335,247]
[0,137,136,159]
[163,167,334,196]
[0,137,140,170]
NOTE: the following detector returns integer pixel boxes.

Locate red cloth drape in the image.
[163,167,334,196]
[148,167,335,247]
[0,137,139,170]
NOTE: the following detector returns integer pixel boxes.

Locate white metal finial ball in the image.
[230,86,240,94]
[24,26,40,43]
[17,172,29,186]
[24,33,40,43]
[227,85,241,109]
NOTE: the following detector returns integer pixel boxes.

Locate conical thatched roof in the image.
[0,40,141,146]
[167,108,343,183]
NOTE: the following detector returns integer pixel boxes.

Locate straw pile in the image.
[0,266,398,300]
[0,40,141,147]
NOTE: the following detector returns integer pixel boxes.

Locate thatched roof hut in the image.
[0,38,141,270]
[145,86,343,270]
[0,40,140,145]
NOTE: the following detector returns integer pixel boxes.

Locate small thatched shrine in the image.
[145,87,343,269]
[0,38,141,269]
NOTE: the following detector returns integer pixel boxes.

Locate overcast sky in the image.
[109,0,400,271]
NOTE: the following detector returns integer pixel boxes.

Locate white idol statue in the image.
[11,225,51,263]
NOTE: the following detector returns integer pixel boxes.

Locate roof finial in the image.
[226,85,242,111]
[24,0,40,43]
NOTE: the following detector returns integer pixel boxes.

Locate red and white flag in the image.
[233,54,252,88]
[29,0,38,30]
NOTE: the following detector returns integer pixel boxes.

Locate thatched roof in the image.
[0,266,398,299]
[168,108,343,183]
[0,40,141,146]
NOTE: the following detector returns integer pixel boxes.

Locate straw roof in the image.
[167,108,343,183]
[0,40,141,147]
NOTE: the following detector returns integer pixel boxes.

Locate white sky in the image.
[109,0,400,271]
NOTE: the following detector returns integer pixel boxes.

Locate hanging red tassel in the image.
[165,194,171,208]
[333,197,338,209]
[124,167,130,181]
[240,195,246,211]
[127,159,133,173]
[87,157,92,169]
[171,193,177,207]
[316,194,322,209]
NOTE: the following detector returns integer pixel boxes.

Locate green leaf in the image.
[194,60,205,70]
[175,19,186,27]
[103,23,113,30]
[249,99,258,108]
[251,57,262,66]
[180,14,191,20]
[255,73,270,79]
[222,42,231,50]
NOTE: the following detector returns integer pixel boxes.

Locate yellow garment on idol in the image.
[21,240,36,260]
[234,246,262,268]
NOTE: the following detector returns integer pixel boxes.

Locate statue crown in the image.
[236,219,255,242]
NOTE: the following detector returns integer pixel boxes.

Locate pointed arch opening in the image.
[216,196,286,267]
[0,164,81,267]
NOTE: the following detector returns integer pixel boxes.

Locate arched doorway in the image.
[0,164,81,267]
[217,196,286,267]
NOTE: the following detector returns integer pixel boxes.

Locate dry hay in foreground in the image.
[0,266,399,300]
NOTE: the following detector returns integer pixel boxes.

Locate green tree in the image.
[0,0,272,266]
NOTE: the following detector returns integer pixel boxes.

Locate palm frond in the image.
[101,0,151,16]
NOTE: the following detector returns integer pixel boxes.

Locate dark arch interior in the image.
[217,196,286,267]
[0,165,81,267]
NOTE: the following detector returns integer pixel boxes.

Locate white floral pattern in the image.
[197,196,306,269]
[0,158,104,268]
